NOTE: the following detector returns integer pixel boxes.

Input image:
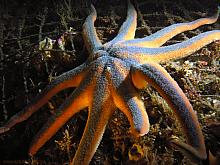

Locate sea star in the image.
[0,1,220,164]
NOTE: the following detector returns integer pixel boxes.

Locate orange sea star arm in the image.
[131,62,206,162]
[82,4,102,54]
[121,7,219,48]
[0,63,88,134]
[29,84,90,155]
[71,77,115,165]
[105,0,137,47]
[114,30,220,63]
[111,80,149,136]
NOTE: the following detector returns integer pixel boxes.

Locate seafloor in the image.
[0,0,219,164]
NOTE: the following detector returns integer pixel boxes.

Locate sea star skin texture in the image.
[0,1,220,164]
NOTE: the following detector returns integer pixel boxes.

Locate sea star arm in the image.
[71,78,115,165]
[104,0,137,47]
[120,7,219,48]
[0,63,88,134]
[131,62,206,162]
[82,4,102,54]
[29,84,90,155]
[115,30,220,63]
[111,80,149,136]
